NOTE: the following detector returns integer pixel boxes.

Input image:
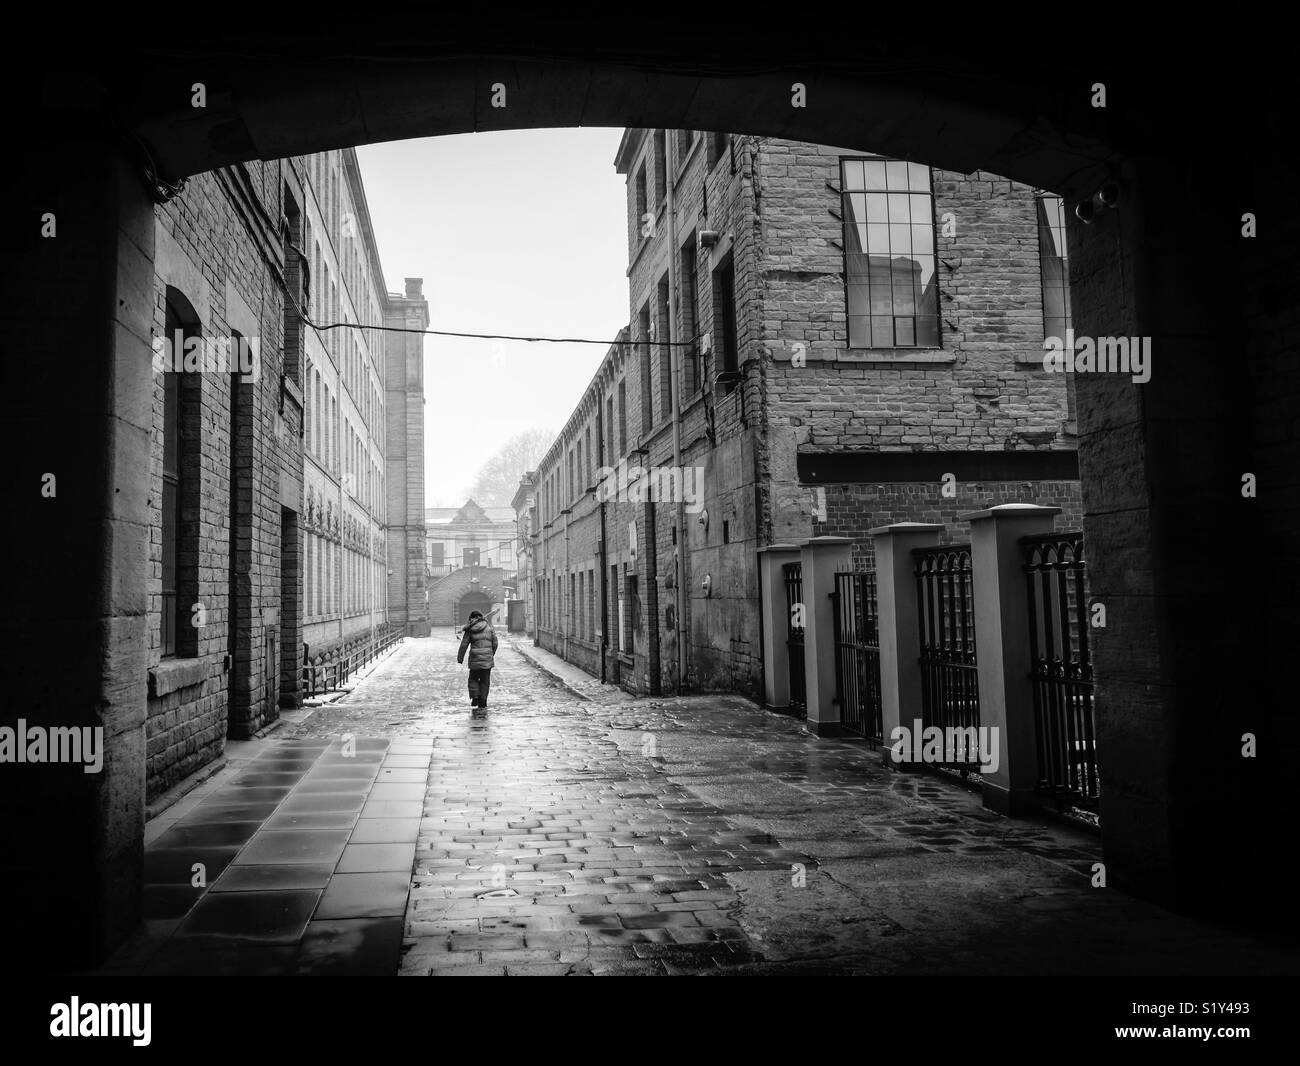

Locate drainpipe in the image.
[665,152,688,693]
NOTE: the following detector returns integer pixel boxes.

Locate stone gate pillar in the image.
[962,504,1061,815]
[800,536,854,736]
[757,544,800,710]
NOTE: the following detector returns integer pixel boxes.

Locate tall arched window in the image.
[161,288,202,658]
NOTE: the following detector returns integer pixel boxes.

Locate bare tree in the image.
[467,428,555,506]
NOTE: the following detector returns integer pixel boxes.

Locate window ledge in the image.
[150,655,219,698]
[834,348,955,364]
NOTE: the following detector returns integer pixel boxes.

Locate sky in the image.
[356,128,629,507]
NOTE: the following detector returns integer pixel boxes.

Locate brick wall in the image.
[147,159,296,797]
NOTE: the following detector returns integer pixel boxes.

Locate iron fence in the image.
[912,544,981,768]
[832,570,883,745]
[1020,531,1098,810]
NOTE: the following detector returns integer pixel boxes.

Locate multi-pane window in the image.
[656,274,672,420]
[680,238,700,394]
[1037,193,1071,344]
[841,158,939,349]
[713,255,738,381]
[653,129,667,205]
[638,305,653,430]
[635,163,648,243]
[617,380,627,454]
[675,129,693,170]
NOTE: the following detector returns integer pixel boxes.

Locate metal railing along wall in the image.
[1020,531,1098,811]
[301,626,404,699]
[783,561,806,712]
[831,570,883,745]
[912,544,981,769]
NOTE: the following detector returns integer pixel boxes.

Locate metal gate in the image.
[1020,531,1098,810]
[912,544,980,768]
[782,561,806,712]
[832,571,883,745]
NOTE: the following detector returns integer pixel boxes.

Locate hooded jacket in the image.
[457,616,498,670]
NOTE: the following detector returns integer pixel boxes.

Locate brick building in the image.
[144,149,425,801]
[526,129,1081,700]
[511,473,538,635]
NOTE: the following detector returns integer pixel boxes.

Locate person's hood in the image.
[467,618,489,633]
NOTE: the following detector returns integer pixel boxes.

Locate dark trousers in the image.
[468,668,492,707]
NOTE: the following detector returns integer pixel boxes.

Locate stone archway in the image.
[6,31,1293,967]
[456,592,492,627]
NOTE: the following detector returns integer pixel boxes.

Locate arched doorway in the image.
[457,592,492,627]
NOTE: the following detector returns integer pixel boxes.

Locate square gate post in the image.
[799,537,855,737]
[962,504,1061,815]
[758,544,801,710]
[869,523,945,769]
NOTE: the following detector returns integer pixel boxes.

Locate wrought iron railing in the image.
[783,561,806,712]
[912,544,981,769]
[1020,531,1098,810]
[301,625,404,699]
[832,570,883,746]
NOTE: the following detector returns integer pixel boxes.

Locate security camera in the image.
[1097,181,1121,208]
[1075,200,1096,224]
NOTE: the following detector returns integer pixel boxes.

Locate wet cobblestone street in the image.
[99,630,1299,976]
[287,632,1297,976]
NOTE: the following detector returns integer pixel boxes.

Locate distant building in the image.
[511,473,538,635]
[426,499,517,626]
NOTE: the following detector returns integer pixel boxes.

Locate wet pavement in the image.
[98,630,1299,976]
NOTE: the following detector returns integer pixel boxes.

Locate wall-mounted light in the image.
[701,573,712,597]
[699,229,719,248]
[1097,181,1121,209]
[697,508,709,531]
[1075,199,1096,224]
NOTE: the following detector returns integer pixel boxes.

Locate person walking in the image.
[456,609,498,710]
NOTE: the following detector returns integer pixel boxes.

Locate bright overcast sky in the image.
[357,128,629,507]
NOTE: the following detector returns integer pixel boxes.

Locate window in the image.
[611,563,620,649]
[656,274,672,420]
[653,129,667,205]
[283,189,304,385]
[605,395,615,462]
[713,254,738,384]
[707,133,730,171]
[624,570,638,652]
[577,572,585,639]
[635,162,648,243]
[1037,193,1071,345]
[570,573,576,634]
[638,304,653,430]
[429,542,444,568]
[681,237,700,394]
[584,426,592,485]
[161,290,200,659]
[675,129,693,170]
[588,568,596,641]
[464,547,480,567]
[617,380,627,455]
[841,158,939,349]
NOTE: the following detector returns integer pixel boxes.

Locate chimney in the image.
[404,277,423,299]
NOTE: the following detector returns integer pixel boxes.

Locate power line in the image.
[290,290,700,347]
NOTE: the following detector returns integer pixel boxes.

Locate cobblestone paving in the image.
[286,632,1298,977]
